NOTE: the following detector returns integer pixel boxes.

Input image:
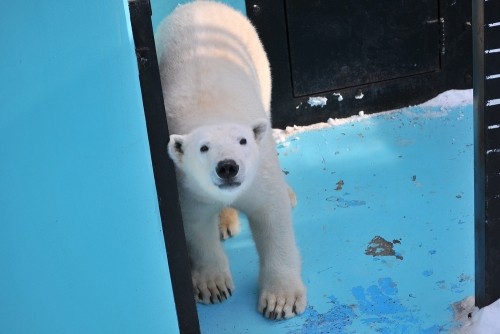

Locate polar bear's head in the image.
[168,120,268,203]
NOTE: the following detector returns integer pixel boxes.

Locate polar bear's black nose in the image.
[216,159,239,179]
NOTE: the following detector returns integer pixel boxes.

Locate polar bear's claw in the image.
[193,271,234,305]
[258,289,306,320]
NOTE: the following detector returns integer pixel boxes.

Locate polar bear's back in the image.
[156,1,272,135]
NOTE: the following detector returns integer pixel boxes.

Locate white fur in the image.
[156,0,306,319]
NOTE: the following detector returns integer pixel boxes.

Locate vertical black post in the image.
[128,1,200,333]
[473,0,500,308]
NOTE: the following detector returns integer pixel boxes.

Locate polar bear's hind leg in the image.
[219,207,241,240]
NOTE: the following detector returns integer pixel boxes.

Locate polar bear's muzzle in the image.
[215,159,242,189]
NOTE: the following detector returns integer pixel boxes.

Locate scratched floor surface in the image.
[197,94,474,333]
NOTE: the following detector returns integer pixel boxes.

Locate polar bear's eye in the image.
[239,138,247,145]
[200,145,209,152]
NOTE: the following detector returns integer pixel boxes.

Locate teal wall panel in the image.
[0,1,179,333]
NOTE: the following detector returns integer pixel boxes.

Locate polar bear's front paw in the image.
[258,284,307,320]
[192,269,234,304]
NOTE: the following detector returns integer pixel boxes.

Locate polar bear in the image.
[156,1,306,319]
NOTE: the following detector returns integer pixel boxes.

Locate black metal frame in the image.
[473,0,500,308]
[245,0,472,128]
[128,1,200,333]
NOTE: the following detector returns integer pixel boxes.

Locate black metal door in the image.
[286,0,440,96]
[246,0,472,128]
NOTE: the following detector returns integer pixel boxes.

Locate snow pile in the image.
[333,93,343,101]
[272,110,384,145]
[307,96,328,107]
[453,296,477,333]
[273,123,331,145]
[454,297,500,334]
[273,89,473,145]
[419,89,472,107]
[470,299,500,333]
[354,91,364,99]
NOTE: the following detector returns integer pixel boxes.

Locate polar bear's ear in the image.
[252,119,268,143]
[168,134,185,164]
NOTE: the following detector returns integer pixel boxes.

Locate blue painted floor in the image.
[197,95,474,333]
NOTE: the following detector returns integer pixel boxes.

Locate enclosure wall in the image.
[0,1,179,333]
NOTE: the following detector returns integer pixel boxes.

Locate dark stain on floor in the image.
[365,236,403,260]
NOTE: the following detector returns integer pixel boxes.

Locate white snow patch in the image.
[272,127,301,146]
[274,112,384,143]
[486,74,500,80]
[355,91,364,99]
[487,148,500,155]
[402,106,450,119]
[333,93,343,101]
[487,99,500,107]
[420,89,473,107]
[454,297,500,334]
[272,128,287,144]
[485,48,500,54]
[273,123,332,144]
[307,96,328,108]
[488,124,500,130]
[273,89,473,142]
[452,296,477,333]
